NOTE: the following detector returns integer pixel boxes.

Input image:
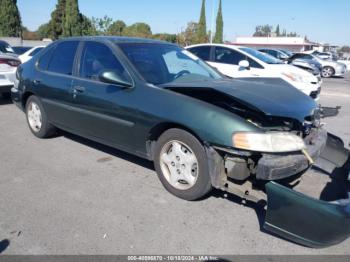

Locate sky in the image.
[17,0,350,46]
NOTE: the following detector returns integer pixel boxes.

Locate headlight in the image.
[232,132,306,153]
[281,72,304,82]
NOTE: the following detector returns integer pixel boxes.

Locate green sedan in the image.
[11,37,350,248]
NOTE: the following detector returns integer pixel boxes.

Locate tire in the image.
[25,95,56,138]
[322,66,335,78]
[154,128,212,200]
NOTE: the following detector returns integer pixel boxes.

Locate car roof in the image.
[186,43,244,50]
[0,40,11,46]
[56,36,174,45]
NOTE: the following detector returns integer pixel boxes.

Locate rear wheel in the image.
[154,128,212,200]
[25,96,56,138]
[322,66,335,78]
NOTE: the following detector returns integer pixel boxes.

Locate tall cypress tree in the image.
[197,0,207,43]
[275,24,280,36]
[63,0,81,36]
[49,0,66,39]
[213,0,223,43]
[0,0,22,37]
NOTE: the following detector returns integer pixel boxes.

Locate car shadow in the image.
[0,239,10,254]
[61,131,155,171]
[0,95,12,105]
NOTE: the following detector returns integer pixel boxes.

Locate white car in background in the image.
[0,53,21,97]
[186,44,322,100]
[18,46,45,63]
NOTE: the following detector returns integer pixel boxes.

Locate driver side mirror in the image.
[99,70,133,88]
[238,60,250,70]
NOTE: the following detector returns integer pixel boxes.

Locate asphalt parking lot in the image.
[0,73,350,255]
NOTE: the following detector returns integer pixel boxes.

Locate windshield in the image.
[239,47,284,64]
[0,43,15,54]
[118,43,221,85]
[280,49,293,57]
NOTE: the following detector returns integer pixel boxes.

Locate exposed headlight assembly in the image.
[233,132,306,153]
[282,72,305,82]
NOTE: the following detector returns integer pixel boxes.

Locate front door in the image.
[209,46,263,78]
[69,41,136,150]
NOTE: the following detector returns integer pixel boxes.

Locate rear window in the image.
[0,42,14,54]
[47,41,79,75]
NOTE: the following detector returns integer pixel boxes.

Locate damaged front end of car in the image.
[163,79,349,247]
[207,129,350,248]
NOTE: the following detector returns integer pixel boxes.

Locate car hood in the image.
[160,77,317,123]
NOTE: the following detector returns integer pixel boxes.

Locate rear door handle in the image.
[33,79,41,85]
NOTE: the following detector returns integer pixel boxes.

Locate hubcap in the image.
[27,102,42,132]
[322,67,333,77]
[159,140,199,190]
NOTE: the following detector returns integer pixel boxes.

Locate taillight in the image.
[0,58,21,67]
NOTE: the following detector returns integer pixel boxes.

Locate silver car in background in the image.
[289,53,347,78]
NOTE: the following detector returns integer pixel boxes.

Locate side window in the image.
[47,41,79,75]
[214,47,246,65]
[247,57,264,69]
[79,41,131,83]
[38,46,55,71]
[187,46,211,61]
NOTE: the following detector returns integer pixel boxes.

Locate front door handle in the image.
[33,79,41,85]
[73,86,85,93]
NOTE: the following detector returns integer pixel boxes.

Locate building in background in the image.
[230,36,337,53]
[0,37,52,47]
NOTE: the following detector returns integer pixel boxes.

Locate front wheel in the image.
[322,66,335,78]
[154,128,212,200]
[25,95,56,138]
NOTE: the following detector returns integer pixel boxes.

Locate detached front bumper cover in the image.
[264,133,350,248]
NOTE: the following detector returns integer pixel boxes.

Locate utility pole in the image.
[210,0,215,43]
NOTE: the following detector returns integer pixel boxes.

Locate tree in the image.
[179,21,200,46]
[36,23,52,39]
[49,0,66,39]
[213,0,223,43]
[123,22,152,38]
[152,33,177,43]
[63,0,82,36]
[91,15,113,35]
[339,46,350,53]
[275,24,280,37]
[80,15,96,36]
[253,24,273,37]
[0,0,22,37]
[197,0,207,43]
[108,20,126,36]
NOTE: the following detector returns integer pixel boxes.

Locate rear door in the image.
[69,41,136,149]
[36,40,79,129]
